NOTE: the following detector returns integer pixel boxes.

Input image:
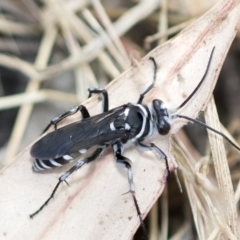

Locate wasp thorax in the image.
[152,99,171,135]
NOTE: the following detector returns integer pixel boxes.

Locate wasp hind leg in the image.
[30,145,107,218]
[42,105,90,133]
[112,143,148,238]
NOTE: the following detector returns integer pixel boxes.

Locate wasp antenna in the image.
[172,114,240,152]
[149,56,158,85]
[177,46,215,110]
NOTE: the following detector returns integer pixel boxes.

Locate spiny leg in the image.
[137,57,158,104]
[136,142,170,176]
[30,146,106,218]
[112,143,148,238]
[88,88,109,112]
[43,105,90,133]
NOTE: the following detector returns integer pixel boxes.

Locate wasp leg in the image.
[30,145,107,218]
[112,143,148,238]
[88,88,109,112]
[42,105,90,133]
[137,57,158,104]
[136,142,170,175]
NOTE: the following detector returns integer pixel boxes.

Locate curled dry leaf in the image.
[1,0,240,239]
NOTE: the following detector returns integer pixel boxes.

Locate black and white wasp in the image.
[30,47,240,235]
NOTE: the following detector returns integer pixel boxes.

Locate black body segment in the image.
[31,103,152,171]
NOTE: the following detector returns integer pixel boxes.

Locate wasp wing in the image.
[30,106,128,160]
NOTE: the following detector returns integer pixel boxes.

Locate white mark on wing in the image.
[110,122,116,131]
[33,160,45,171]
[39,159,52,169]
[79,149,87,154]
[134,104,148,139]
[120,108,130,120]
[63,155,73,161]
[50,158,62,167]
[125,123,131,130]
[124,108,130,118]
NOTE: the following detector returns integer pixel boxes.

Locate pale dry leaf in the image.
[205,97,238,236]
[1,0,240,239]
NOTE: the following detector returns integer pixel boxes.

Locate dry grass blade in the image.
[0,17,40,36]
[0,90,79,110]
[144,18,196,50]
[4,24,58,165]
[205,97,238,236]
[174,133,238,239]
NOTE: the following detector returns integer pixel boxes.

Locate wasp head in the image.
[152,99,171,135]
